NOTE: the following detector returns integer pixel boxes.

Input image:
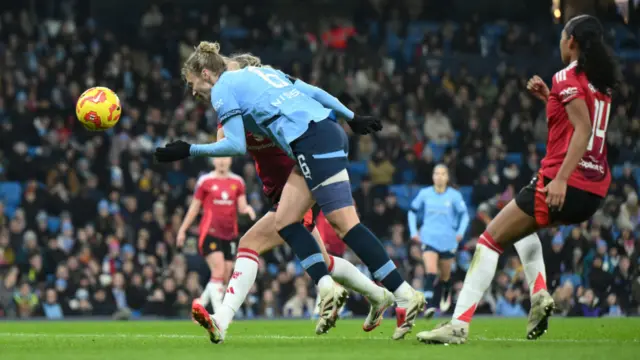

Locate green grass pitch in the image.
[1,318,639,360]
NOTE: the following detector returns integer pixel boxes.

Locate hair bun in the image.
[197,41,221,54]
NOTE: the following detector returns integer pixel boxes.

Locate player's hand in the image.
[527,75,550,103]
[456,234,463,242]
[246,206,257,221]
[154,140,192,162]
[176,230,186,248]
[537,179,567,211]
[348,114,383,135]
[411,236,420,243]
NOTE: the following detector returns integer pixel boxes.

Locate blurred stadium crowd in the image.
[1,0,640,320]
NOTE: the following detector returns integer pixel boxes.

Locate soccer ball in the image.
[76,87,122,131]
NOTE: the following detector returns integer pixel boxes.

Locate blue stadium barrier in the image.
[0,182,22,215]
[386,32,402,53]
[390,185,423,211]
[220,27,249,39]
[403,40,418,63]
[467,206,476,222]
[536,142,546,153]
[618,50,640,61]
[459,186,474,207]
[348,161,369,191]
[505,152,523,167]
[429,143,447,162]
[612,165,625,179]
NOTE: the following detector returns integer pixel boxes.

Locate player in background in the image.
[188,55,394,344]
[407,165,469,315]
[156,42,425,340]
[177,157,256,312]
[417,15,621,344]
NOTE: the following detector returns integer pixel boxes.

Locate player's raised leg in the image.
[276,119,424,340]
[274,170,345,334]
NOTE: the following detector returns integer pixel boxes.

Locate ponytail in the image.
[568,16,621,94]
[181,41,226,79]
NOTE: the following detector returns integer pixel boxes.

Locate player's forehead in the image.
[434,165,448,175]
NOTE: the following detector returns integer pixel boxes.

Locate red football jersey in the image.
[218,122,295,202]
[194,172,246,240]
[245,132,295,202]
[542,61,611,197]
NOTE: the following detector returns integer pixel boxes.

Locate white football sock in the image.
[199,283,212,307]
[329,256,385,303]
[393,282,415,308]
[514,233,547,296]
[213,248,259,329]
[313,292,321,316]
[451,232,503,325]
[208,277,225,313]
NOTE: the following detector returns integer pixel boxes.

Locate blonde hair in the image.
[181,41,227,79]
[230,53,263,68]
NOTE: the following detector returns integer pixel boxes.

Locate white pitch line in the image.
[0,332,637,343]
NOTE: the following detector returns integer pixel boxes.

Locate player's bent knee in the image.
[486,200,538,246]
[239,225,284,255]
[274,213,297,232]
[324,207,360,238]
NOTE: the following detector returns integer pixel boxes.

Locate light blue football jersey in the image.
[408,186,470,252]
[210,67,332,156]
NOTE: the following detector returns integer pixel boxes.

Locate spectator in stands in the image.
[0,267,19,317]
[569,288,601,317]
[368,150,395,194]
[283,277,314,318]
[617,192,640,232]
[496,287,526,317]
[423,107,455,145]
[41,288,64,319]
[14,282,39,318]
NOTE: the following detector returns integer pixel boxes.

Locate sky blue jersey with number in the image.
[211,67,332,156]
[407,186,470,253]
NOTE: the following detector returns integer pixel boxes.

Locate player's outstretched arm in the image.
[190,115,247,157]
[154,116,247,162]
[291,77,355,120]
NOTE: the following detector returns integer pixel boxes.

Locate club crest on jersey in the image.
[560,87,578,100]
[231,184,237,191]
